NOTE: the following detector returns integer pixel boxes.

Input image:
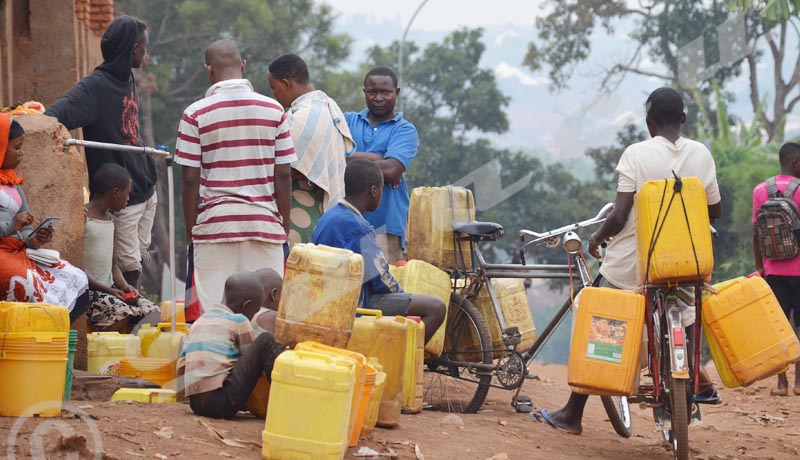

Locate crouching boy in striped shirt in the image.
[177,271,284,419]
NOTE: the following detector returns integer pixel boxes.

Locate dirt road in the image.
[2,363,799,459]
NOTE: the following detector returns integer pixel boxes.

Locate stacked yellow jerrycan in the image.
[159,299,185,324]
[87,332,142,375]
[262,349,356,460]
[112,388,176,403]
[0,302,70,417]
[347,309,408,428]
[635,176,714,285]
[406,186,476,270]
[276,243,364,348]
[473,278,538,357]
[137,323,188,390]
[568,287,645,396]
[294,341,368,448]
[402,316,425,414]
[361,358,387,437]
[389,259,450,357]
[703,275,800,386]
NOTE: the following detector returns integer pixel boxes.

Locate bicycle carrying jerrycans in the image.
[703,276,800,386]
[474,278,537,356]
[568,287,645,396]
[346,309,408,428]
[635,176,714,284]
[275,243,364,348]
[406,186,476,270]
[262,349,356,460]
[389,260,450,357]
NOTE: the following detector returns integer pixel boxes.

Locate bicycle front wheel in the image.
[423,294,493,413]
[601,395,633,438]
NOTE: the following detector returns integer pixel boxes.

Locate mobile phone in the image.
[30,217,61,235]
[121,291,138,300]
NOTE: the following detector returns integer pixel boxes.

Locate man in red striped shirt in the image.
[176,39,296,312]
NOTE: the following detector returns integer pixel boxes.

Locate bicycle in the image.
[422,202,633,438]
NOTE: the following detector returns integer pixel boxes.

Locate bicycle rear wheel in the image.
[423,294,492,413]
[601,395,633,438]
[666,377,690,460]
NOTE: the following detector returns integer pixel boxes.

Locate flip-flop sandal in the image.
[529,409,581,435]
[694,387,722,404]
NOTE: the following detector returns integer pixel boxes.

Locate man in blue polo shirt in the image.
[345,66,419,264]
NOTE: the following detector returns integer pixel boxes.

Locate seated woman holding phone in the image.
[0,113,89,322]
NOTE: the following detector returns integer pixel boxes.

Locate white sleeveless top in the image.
[84,209,115,287]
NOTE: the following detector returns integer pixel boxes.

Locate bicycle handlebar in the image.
[519,202,614,241]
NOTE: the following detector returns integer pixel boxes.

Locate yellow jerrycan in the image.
[703,276,800,386]
[112,388,176,403]
[159,300,186,324]
[347,309,408,428]
[295,341,367,448]
[0,332,68,417]
[0,302,70,333]
[276,243,364,348]
[568,287,645,396]
[87,332,142,375]
[262,349,355,460]
[406,186,476,270]
[389,260,450,357]
[402,316,425,414]
[361,358,386,437]
[635,176,713,284]
[474,278,538,356]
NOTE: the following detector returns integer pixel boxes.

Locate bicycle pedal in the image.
[513,396,533,413]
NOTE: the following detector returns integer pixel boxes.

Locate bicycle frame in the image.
[440,203,613,381]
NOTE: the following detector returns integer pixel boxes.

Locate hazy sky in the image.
[332,0,545,30]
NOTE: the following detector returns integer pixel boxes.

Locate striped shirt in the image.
[177,303,255,396]
[175,79,297,244]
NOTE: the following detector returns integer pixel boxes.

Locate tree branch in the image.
[168,67,206,98]
[787,93,800,113]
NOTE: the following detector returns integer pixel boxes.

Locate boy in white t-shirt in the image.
[531,87,723,435]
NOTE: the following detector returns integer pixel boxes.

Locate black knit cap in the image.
[8,118,24,141]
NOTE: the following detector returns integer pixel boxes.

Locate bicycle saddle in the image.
[453,221,504,241]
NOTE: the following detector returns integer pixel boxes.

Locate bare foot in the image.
[531,408,582,435]
[793,386,800,396]
[770,387,788,396]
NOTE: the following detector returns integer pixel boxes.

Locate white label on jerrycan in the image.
[585,316,628,364]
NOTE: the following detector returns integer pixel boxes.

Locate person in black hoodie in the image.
[47,15,157,291]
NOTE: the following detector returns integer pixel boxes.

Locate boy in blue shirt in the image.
[312,159,444,343]
[345,66,419,264]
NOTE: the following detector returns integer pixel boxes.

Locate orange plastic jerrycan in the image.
[568,287,645,396]
[703,276,800,386]
[347,309,408,428]
[276,244,364,348]
[361,358,386,437]
[635,176,714,284]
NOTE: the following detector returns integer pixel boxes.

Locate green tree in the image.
[525,1,800,142]
[731,0,800,19]
[357,29,605,264]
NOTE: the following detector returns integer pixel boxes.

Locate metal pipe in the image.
[64,138,172,160]
[483,271,574,279]
[481,263,573,271]
[66,138,178,333]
